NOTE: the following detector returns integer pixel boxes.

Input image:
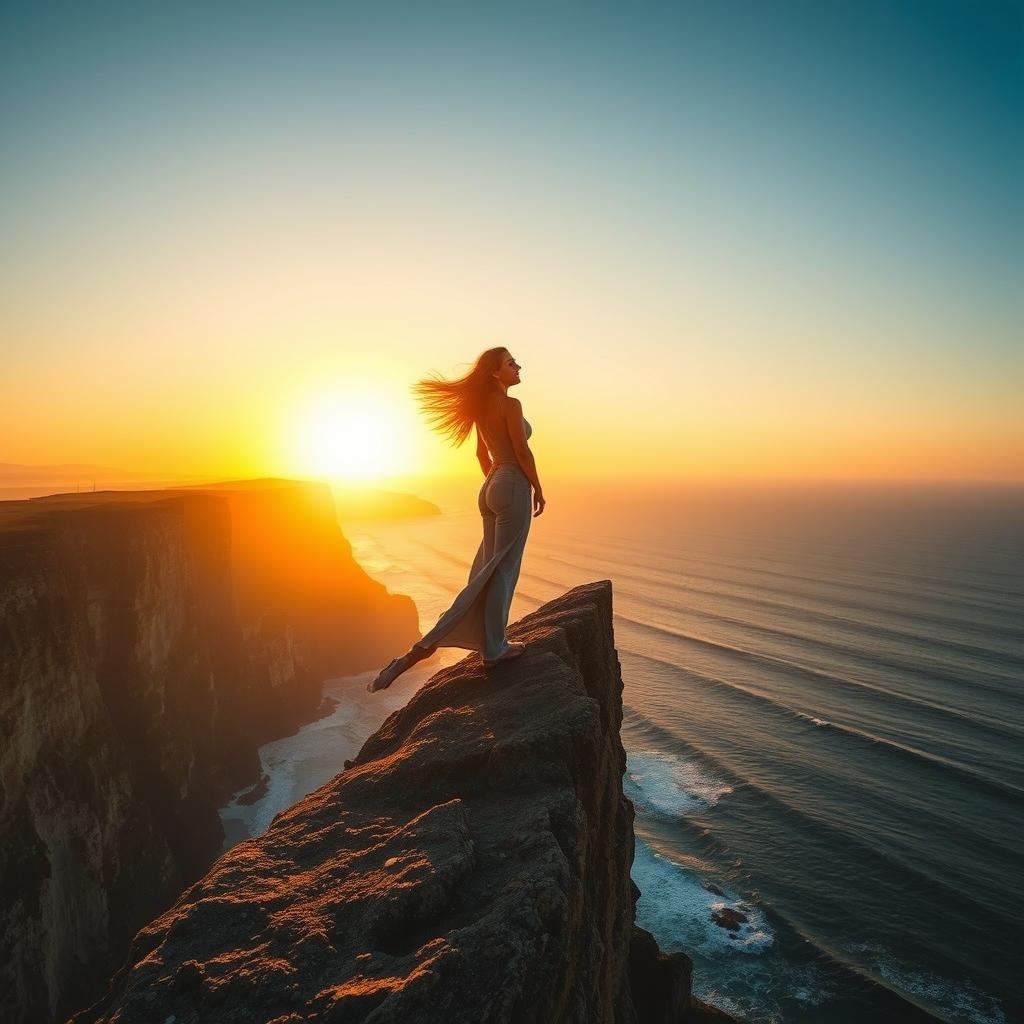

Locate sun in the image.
[287,391,408,481]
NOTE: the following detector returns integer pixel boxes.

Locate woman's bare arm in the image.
[504,397,545,515]
[475,424,492,476]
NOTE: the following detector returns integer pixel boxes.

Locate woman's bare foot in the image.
[367,654,408,692]
[482,641,526,667]
[366,644,438,692]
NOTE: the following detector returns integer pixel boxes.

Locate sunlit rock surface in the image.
[73,581,733,1023]
[0,480,418,1024]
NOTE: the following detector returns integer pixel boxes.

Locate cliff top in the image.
[0,477,439,539]
[0,479,332,543]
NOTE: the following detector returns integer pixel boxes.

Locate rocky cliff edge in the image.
[73,581,734,1024]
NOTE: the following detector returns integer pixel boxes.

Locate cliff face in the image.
[72,581,732,1024]
[0,480,419,1024]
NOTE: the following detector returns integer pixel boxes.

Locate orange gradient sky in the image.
[2,4,1021,486]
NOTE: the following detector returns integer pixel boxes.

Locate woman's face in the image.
[494,351,522,388]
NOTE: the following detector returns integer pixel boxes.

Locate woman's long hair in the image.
[411,347,507,447]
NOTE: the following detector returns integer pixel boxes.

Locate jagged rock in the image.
[711,907,748,932]
[71,581,734,1024]
[0,480,418,1024]
[627,925,736,1024]
[628,924,693,1022]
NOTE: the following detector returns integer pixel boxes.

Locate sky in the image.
[1,0,1021,484]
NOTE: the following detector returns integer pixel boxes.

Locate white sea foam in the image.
[692,960,838,1024]
[632,839,774,956]
[631,840,853,1022]
[797,711,831,727]
[217,658,452,847]
[847,943,1007,1024]
[624,749,733,818]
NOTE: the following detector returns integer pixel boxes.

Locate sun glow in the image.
[286,391,409,481]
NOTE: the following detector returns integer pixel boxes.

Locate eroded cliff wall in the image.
[0,480,419,1024]
[72,581,732,1024]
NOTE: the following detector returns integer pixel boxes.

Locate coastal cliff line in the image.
[0,480,419,1024]
[74,581,734,1024]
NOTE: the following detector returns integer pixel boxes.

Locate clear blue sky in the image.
[1,1,1021,480]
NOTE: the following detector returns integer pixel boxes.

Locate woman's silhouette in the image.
[367,347,545,692]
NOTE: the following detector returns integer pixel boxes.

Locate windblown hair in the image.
[411,347,508,447]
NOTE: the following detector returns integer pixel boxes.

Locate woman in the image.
[367,347,545,692]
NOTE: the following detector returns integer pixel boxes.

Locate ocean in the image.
[219,479,1023,1024]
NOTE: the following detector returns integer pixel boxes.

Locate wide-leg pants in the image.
[413,463,532,661]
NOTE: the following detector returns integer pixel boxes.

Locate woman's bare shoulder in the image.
[484,392,520,418]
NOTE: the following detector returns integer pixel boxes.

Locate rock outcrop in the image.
[0,480,419,1024]
[72,581,732,1023]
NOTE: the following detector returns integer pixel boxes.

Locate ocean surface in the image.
[219,479,1024,1024]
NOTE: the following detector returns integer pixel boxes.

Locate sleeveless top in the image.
[478,403,532,466]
